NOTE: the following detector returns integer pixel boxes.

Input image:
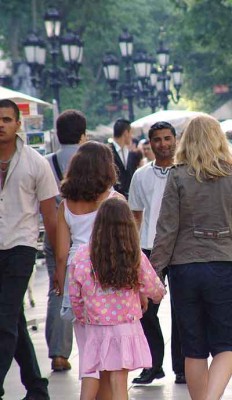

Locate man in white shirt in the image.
[0,99,58,400]
[128,121,185,385]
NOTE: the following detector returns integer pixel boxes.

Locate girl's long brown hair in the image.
[90,198,141,290]
[61,141,117,201]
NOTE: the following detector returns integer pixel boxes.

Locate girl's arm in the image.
[55,201,71,295]
[69,261,84,322]
[139,252,166,304]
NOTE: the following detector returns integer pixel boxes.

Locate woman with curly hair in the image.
[151,114,232,400]
[69,198,166,400]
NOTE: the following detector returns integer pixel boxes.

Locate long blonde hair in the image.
[175,114,232,181]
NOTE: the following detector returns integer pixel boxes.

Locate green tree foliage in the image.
[0,0,232,126]
[171,0,232,112]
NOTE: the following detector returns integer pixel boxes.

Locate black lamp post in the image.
[103,29,135,121]
[103,29,183,120]
[156,39,183,110]
[103,53,119,104]
[118,29,135,121]
[23,6,83,110]
[133,50,159,112]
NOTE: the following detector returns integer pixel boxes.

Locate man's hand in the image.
[53,269,63,296]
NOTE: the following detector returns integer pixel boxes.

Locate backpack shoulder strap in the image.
[52,153,63,181]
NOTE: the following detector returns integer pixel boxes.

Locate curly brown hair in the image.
[90,197,141,290]
[61,141,117,201]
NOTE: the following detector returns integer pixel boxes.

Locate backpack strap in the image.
[52,153,63,181]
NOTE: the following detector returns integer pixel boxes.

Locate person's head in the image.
[61,141,117,201]
[148,121,176,165]
[130,137,139,150]
[0,99,21,146]
[141,139,155,161]
[131,148,144,169]
[175,114,232,181]
[113,118,132,146]
[90,197,141,290]
[56,109,86,145]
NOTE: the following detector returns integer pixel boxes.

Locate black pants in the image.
[0,246,48,398]
[141,249,184,374]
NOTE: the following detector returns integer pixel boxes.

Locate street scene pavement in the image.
[4,260,232,400]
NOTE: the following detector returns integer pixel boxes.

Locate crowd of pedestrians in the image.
[0,98,232,400]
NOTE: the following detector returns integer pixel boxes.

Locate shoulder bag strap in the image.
[52,153,63,181]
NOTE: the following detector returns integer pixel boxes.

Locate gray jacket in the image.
[150,164,232,274]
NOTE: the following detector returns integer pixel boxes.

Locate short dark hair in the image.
[56,109,86,144]
[148,121,176,140]
[61,141,117,201]
[0,99,20,121]
[130,149,143,170]
[113,118,131,138]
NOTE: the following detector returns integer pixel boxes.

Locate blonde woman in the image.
[150,114,232,400]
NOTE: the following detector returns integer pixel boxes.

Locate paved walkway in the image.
[4,261,232,399]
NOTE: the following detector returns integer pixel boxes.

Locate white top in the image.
[112,140,129,166]
[0,135,59,250]
[128,162,171,250]
[61,190,117,313]
[64,200,97,264]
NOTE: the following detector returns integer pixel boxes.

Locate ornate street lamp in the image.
[61,30,84,86]
[118,29,135,121]
[24,6,84,110]
[102,52,120,103]
[23,32,46,88]
[134,50,153,109]
[156,38,183,110]
[103,28,183,120]
[103,31,135,121]
[44,6,61,39]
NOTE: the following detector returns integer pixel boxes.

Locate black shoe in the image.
[175,373,186,384]
[132,367,165,384]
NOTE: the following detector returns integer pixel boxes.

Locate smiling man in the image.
[128,121,186,385]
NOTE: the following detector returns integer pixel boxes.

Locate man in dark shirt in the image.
[109,118,136,199]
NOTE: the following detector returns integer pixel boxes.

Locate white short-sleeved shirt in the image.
[128,162,171,250]
[0,135,59,250]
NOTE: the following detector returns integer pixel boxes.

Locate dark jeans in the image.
[0,246,48,398]
[141,249,184,374]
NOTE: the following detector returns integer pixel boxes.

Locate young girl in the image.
[69,197,166,400]
[55,141,123,400]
